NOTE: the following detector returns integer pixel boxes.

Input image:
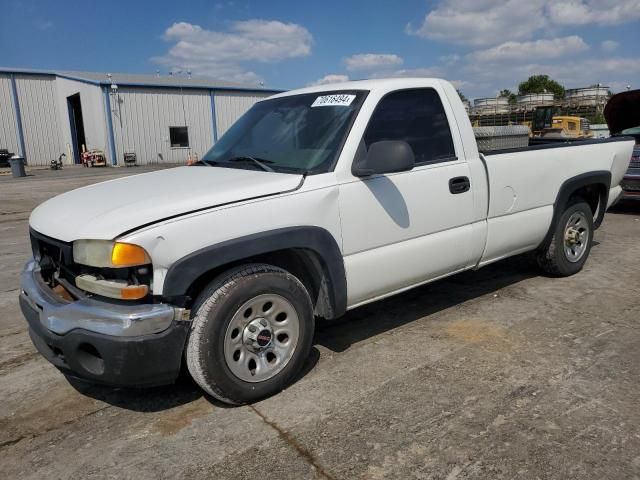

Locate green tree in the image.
[499,89,517,105]
[456,89,468,103]
[586,111,606,124]
[518,75,565,99]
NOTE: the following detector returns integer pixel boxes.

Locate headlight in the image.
[73,240,151,268]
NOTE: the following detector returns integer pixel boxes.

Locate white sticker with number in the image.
[311,94,356,107]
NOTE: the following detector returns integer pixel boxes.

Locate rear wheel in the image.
[537,198,594,276]
[186,264,314,405]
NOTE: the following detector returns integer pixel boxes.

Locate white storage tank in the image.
[565,86,610,107]
[517,93,555,110]
[473,97,510,115]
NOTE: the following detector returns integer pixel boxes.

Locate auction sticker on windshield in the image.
[311,94,356,107]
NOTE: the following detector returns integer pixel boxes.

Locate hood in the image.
[604,89,640,135]
[30,166,303,242]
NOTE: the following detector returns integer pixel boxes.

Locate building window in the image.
[169,126,189,147]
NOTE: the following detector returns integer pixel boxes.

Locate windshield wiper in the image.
[194,160,215,166]
[227,156,275,172]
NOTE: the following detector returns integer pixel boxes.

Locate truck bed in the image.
[481,134,634,156]
[475,134,634,267]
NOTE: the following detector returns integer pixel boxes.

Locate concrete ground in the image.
[1,166,639,479]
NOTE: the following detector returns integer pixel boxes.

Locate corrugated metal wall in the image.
[55,78,108,165]
[15,74,63,166]
[0,71,277,167]
[111,87,213,165]
[0,74,19,155]
[214,91,272,137]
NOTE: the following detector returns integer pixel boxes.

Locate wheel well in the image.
[538,173,610,251]
[185,248,335,319]
[568,183,606,227]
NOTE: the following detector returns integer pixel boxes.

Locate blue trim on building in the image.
[0,67,283,94]
[9,74,26,159]
[210,90,218,143]
[55,73,101,86]
[102,86,118,166]
[105,80,281,94]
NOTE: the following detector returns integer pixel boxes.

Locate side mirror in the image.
[352,140,415,177]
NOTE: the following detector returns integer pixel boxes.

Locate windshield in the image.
[201,91,367,174]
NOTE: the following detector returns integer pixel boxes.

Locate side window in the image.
[363,88,456,164]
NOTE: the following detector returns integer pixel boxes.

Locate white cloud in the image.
[405,1,639,97]
[377,66,444,79]
[308,74,350,86]
[538,58,640,86]
[460,57,640,97]
[153,20,313,85]
[407,0,548,47]
[309,65,446,88]
[440,54,461,66]
[468,36,588,63]
[449,79,473,91]
[343,53,403,71]
[548,0,640,25]
[408,0,640,47]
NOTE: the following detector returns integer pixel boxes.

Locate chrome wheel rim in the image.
[563,211,589,263]
[223,294,300,383]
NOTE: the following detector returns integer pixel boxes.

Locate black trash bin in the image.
[9,156,26,178]
[0,149,12,168]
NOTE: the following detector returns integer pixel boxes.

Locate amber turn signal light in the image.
[120,284,149,300]
[111,243,151,267]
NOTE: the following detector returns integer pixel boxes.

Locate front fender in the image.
[162,226,347,317]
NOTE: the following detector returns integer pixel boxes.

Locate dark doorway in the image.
[67,93,86,164]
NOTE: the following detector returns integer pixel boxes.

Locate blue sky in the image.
[2,0,639,98]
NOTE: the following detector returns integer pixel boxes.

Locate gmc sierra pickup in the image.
[20,78,635,405]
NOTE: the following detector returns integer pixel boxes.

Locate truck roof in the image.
[268,77,449,99]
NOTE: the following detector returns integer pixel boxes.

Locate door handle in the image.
[449,176,470,194]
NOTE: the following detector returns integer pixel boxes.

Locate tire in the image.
[537,197,594,276]
[186,264,315,405]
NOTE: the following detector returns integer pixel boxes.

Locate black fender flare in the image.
[162,226,347,317]
[538,170,611,249]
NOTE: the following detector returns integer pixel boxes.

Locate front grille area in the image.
[30,230,81,288]
[30,230,154,301]
[628,146,640,170]
[621,177,640,193]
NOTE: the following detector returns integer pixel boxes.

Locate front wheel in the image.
[186,264,315,405]
[536,198,594,276]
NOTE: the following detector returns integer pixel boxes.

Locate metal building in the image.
[0,68,280,167]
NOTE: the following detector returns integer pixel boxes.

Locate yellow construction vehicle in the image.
[532,106,592,139]
[548,116,592,138]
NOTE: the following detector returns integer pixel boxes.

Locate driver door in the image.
[338,88,475,306]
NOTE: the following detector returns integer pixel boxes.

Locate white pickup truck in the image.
[20,78,634,404]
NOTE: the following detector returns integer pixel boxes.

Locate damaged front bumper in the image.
[19,259,190,387]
